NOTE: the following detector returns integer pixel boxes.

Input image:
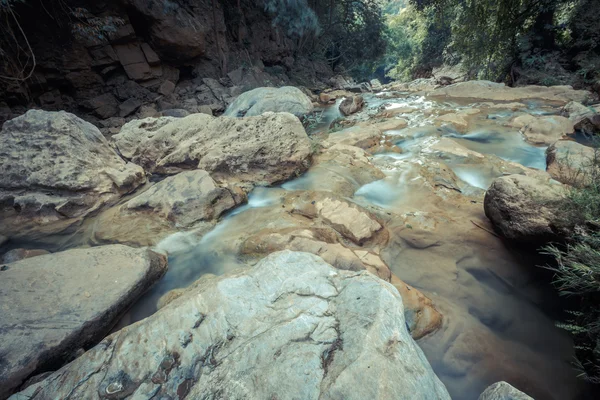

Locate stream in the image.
[37,91,592,399]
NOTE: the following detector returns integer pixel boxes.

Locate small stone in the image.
[158,80,176,96]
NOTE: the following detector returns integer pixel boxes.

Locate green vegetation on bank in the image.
[543,147,600,383]
[381,0,600,89]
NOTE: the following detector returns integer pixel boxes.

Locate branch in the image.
[0,4,36,82]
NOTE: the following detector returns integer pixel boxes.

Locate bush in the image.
[543,144,600,383]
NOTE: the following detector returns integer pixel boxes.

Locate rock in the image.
[11,251,450,400]
[563,101,594,121]
[225,86,314,117]
[113,112,311,188]
[82,93,119,119]
[431,80,590,104]
[546,140,598,187]
[509,114,574,145]
[197,104,213,115]
[241,229,441,340]
[137,104,159,118]
[370,78,383,90]
[434,110,480,133]
[93,170,239,246]
[0,110,145,241]
[390,275,443,340]
[575,114,600,135]
[113,43,153,81]
[479,381,534,400]
[339,95,365,116]
[124,0,206,61]
[301,144,385,197]
[484,174,569,243]
[118,98,142,117]
[324,125,383,152]
[0,248,50,263]
[160,108,189,118]
[0,245,168,399]
[140,43,160,66]
[158,80,176,96]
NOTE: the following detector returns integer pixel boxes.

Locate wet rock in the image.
[93,170,239,246]
[509,114,574,145]
[11,251,450,400]
[241,230,442,339]
[298,144,385,197]
[479,381,534,400]
[113,112,311,189]
[339,95,365,116]
[435,109,480,133]
[546,140,599,187]
[0,248,50,263]
[225,86,314,117]
[390,275,443,340]
[430,80,590,104]
[563,101,594,122]
[285,191,383,245]
[0,245,168,399]
[0,110,145,241]
[324,125,382,152]
[484,174,568,243]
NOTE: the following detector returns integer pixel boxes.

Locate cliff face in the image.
[0,0,332,126]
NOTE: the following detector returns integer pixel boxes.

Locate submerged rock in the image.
[0,110,145,241]
[11,251,450,400]
[0,248,50,263]
[484,174,568,243]
[224,86,314,117]
[113,112,311,189]
[0,245,168,399]
[92,170,240,246]
[479,381,534,400]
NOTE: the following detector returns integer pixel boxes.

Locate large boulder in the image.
[224,86,314,117]
[0,110,145,241]
[546,140,599,187]
[11,251,450,400]
[430,80,590,104]
[113,112,311,188]
[92,170,241,246]
[508,114,574,145]
[0,245,168,399]
[479,381,534,400]
[484,174,568,243]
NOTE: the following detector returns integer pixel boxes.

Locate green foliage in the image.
[542,145,600,383]
[398,0,600,87]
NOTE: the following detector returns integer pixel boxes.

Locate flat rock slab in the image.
[429,80,590,104]
[12,251,450,400]
[0,245,168,398]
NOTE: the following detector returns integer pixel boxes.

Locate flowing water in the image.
[124,91,590,399]
[12,91,593,399]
